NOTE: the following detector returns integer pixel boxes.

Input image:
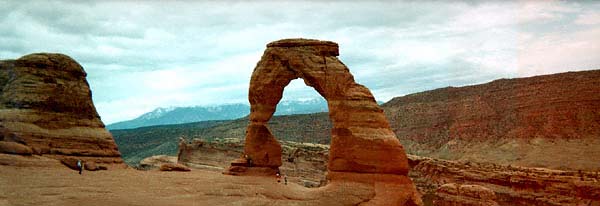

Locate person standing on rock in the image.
[244,154,253,167]
[77,160,83,175]
[276,172,281,183]
[284,175,288,185]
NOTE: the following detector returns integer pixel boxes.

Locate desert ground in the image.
[0,155,387,206]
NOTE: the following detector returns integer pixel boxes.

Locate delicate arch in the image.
[232,39,410,176]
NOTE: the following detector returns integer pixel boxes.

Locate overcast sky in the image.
[1,1,599,124]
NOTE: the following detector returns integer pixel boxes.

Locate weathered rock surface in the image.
[0,153,61,167]
[139,155,178,170]
[0,53,123,167]
[0,165,424,206]
[383,70,600,170]
[233,39,410,174]
[434,183,498,206]
[178,137,244,171]
[0,141,33,155]
[159,163,191,172]
[408,155,600,206]
[224,38,421,205]
[60,158,82,171]
[183,139,600,205]
[84,161,107,171]
[179,138,328,187]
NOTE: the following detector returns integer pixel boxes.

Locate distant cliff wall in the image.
[383,70,600,170]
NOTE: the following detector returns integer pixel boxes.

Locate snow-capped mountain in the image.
[106,98,330,130]
[137,107,177,120]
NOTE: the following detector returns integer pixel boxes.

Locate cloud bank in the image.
[1,1,599,124]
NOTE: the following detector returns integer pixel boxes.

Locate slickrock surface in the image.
[0,162,415,206]
[0,53,123,167]
[227,38,421,205]
[180,140,600,206]
[383,70,600,170]
[408,155,600,206]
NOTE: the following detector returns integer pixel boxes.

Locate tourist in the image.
[77,160,83,175]
[243,154,253,167]
[284,175,288,185]
[276,172,281,183]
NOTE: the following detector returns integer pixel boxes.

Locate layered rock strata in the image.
[383,69,600,170]
[408,155,600,206]
[224,38,422,205]
[434,183,498,206]
[0,53,123,166]
[182,138,600,205]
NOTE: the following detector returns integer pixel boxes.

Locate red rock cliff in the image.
[0,53,123,166]
[383,70,600,170]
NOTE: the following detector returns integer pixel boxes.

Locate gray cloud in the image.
[1,0,599,123]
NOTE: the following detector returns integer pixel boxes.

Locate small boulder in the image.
[159,163,191,172]
[84,161,98,171]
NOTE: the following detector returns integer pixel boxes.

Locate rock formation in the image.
[180,137,600,205]
[179,137,329,187]
[0,53,123,167]
[114,69,600,171]
[383,69,600,170]
[224,38,421,205]
[159,163,191,172]
[434,183,498,206]
[178,137,244,171]
[408,154,600,206]
[139,155,178,170]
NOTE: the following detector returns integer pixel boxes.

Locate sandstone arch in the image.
[226,39,422,204]
[230,39,410,175]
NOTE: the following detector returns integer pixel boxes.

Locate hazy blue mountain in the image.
[274,98,328,115]
[106,104,249,130]
[106,98,331,130]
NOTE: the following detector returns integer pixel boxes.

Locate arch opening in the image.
[266,79,331,187]
[225,38,410,181]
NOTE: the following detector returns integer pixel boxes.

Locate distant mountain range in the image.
[106,98,329,130]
